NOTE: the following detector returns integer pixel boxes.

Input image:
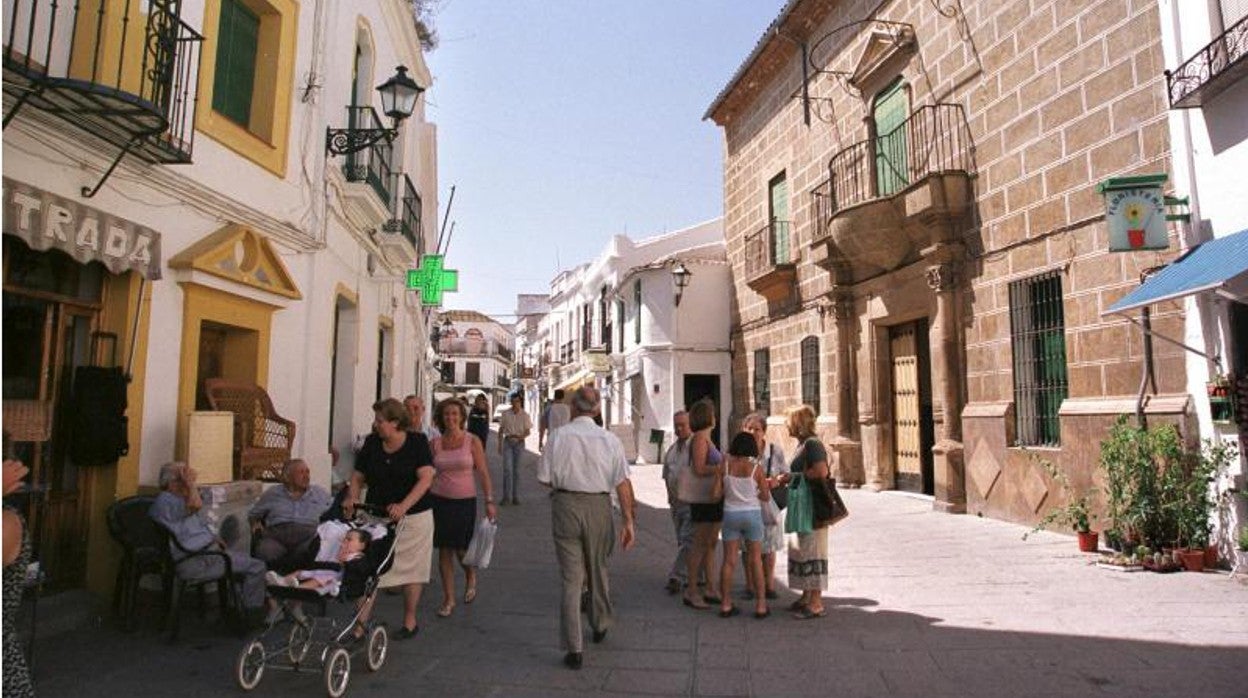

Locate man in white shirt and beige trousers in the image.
[537,386,636,670]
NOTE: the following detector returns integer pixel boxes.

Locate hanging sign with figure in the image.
[406,254,459,305]
[1097,174,1169,252]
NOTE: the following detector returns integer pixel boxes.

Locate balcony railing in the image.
[1166,13,1248,108]
[386,173,422,252]
[342,106,394,205]
[817,103,973,233]
[743,220,794,281]
[3,0,204,192]
[438,337,512,358]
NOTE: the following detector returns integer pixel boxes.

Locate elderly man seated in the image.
[148,462,268,623]
[249,459,332,573]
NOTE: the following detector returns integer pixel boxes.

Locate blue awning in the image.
[1104,228,1248,315]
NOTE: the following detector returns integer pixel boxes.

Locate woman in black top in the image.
[344,398,435,639]
[466,394,491,449]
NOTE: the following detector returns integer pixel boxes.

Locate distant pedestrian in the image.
[716,432,770,619]
[405,394,441,441]
[680,398,723,610]
[537,386,636,670]
[539,389,571,450]
[785,405,828,619]
[430,397,497,617]
[742,412,786,600]
[467,394,491,449]
[497,393,532,504]
[661,410,694,594]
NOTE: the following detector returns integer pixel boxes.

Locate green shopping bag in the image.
[785,475,813,535]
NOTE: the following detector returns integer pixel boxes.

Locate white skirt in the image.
[378,510,434,587]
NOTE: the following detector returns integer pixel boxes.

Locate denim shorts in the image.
[721,508,764,543]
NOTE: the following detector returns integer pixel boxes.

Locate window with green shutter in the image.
[754,349,771,414]
[213,0,260,128]
[873,78,909,197]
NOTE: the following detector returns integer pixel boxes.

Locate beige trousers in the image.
[551,491,615,653]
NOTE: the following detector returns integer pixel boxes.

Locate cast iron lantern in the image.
[326,65,425,157]
[672,262,693,307]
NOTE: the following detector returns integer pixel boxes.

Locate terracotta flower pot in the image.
[1077,530,1099,553]
[1179,549,1205,572]
[1204,545,1218,568]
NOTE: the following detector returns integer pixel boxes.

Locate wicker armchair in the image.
[203,379,294,481]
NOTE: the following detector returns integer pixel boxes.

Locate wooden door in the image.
[890,321,933,494]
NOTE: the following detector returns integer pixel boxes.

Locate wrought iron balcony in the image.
[1166,14,1248,108]
[341,106,394,206]
[810,103,974,275]
[383,173,423,253]
[3,0,204,196]
[743,220,797,301]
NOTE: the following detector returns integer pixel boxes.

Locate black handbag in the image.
[810,476,848,527]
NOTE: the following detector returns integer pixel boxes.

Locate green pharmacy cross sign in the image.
[406,255,459,305]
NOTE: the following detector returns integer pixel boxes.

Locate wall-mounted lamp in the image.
[671,261,693,307]
[326,65,425,156]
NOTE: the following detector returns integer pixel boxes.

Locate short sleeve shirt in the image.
[789,438,828,476]
[356,432,435,515]
[538,416,630,493]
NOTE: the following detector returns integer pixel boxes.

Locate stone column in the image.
[827,289,863,486]
[926,261,966,513]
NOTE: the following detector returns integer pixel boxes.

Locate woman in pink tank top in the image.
[430,398,497,618]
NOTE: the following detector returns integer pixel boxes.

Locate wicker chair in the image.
[203,379,295,481]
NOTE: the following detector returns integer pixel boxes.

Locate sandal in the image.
[718,605,741,618]
[788,600,808,612]
[682,595,710,610]
[395,625,419,640]
[793,607,826,620]
[436,601,455,618]
[464,586,477,604]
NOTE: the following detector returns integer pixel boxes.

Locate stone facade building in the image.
[706,0,1190,525]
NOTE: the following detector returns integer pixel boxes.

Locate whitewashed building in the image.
[537,219,731,461]
[2,0,439,594]
[436,310,515,408]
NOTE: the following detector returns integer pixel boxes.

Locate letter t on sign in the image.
[406,254,459,306]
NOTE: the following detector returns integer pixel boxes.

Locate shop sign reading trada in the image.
[2,178,163,279]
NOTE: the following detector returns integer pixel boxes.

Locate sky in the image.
[423,1,784,319]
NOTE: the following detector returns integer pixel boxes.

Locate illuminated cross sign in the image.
[406,255,458,305]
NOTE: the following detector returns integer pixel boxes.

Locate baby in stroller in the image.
[266,526,374,597]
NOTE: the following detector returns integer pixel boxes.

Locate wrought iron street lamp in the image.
[326,65,425,156]
[672,261,693,307]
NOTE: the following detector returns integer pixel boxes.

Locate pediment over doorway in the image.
[169,224,302,299]
[848,23,916,95]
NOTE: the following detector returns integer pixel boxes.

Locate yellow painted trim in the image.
[69,0,146,95]
[169,223,302,299]
[196,0,299,177]
[85,272,150,596]
[175,282,275,459]
[334,283,359,306]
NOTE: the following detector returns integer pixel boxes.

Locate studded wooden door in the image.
[890,322,933,494]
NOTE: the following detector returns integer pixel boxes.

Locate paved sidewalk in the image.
[32,433,1248,697]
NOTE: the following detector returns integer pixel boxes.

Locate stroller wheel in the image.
[324,647,351,698]
[288,620,311,664]
[365,624,388,672]
[236,640,266,691]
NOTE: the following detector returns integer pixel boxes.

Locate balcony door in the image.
[874,79,909,196]
[768,173,790,264]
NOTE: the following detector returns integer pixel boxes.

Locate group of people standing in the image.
[662,401,832,620]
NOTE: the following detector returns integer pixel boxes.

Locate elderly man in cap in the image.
[249,459,332,572]
[538,386,636,670]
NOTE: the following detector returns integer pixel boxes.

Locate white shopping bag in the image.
[462,517,498,569]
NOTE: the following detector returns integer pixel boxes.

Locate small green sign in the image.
[406,255,459,305]
[1097,174,1169,252]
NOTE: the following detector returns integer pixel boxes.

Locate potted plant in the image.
[1024,456,1099,552]
[1237,527,1248,573]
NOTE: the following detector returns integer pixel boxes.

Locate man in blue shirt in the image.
[249,459,331,572]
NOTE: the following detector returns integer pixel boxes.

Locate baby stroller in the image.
[235,503,396,698]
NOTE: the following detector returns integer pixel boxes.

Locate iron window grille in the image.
[440,361,456,385]
[633,280,642,345]
[801,336,820,411]
[754,348,771,414]
[1009,271,1069,446]
[465,362,481,385]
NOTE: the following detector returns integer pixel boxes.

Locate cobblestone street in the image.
[27,434,1247,697]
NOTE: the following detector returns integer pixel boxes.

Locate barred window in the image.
[634,280,642,345]
[440,361,456,385]
[465,362,481,385]
[800,336,820,411]
[754,348,771,413]
[1009,271,1068,446]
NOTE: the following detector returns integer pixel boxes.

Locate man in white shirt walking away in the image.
[537,386,636,670]
[539,389,572,450]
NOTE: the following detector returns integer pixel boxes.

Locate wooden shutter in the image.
[873,79,909,196]
[769,173,790,264]
[212,0,259,127]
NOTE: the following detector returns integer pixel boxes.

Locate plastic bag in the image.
[761,494,781,527]
[462,517,498,569]
[784,476,813,535]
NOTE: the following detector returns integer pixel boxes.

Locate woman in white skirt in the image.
[785,405,829,619]
[344,398,436,639]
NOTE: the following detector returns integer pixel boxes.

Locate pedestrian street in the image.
[28,431,1248,697]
